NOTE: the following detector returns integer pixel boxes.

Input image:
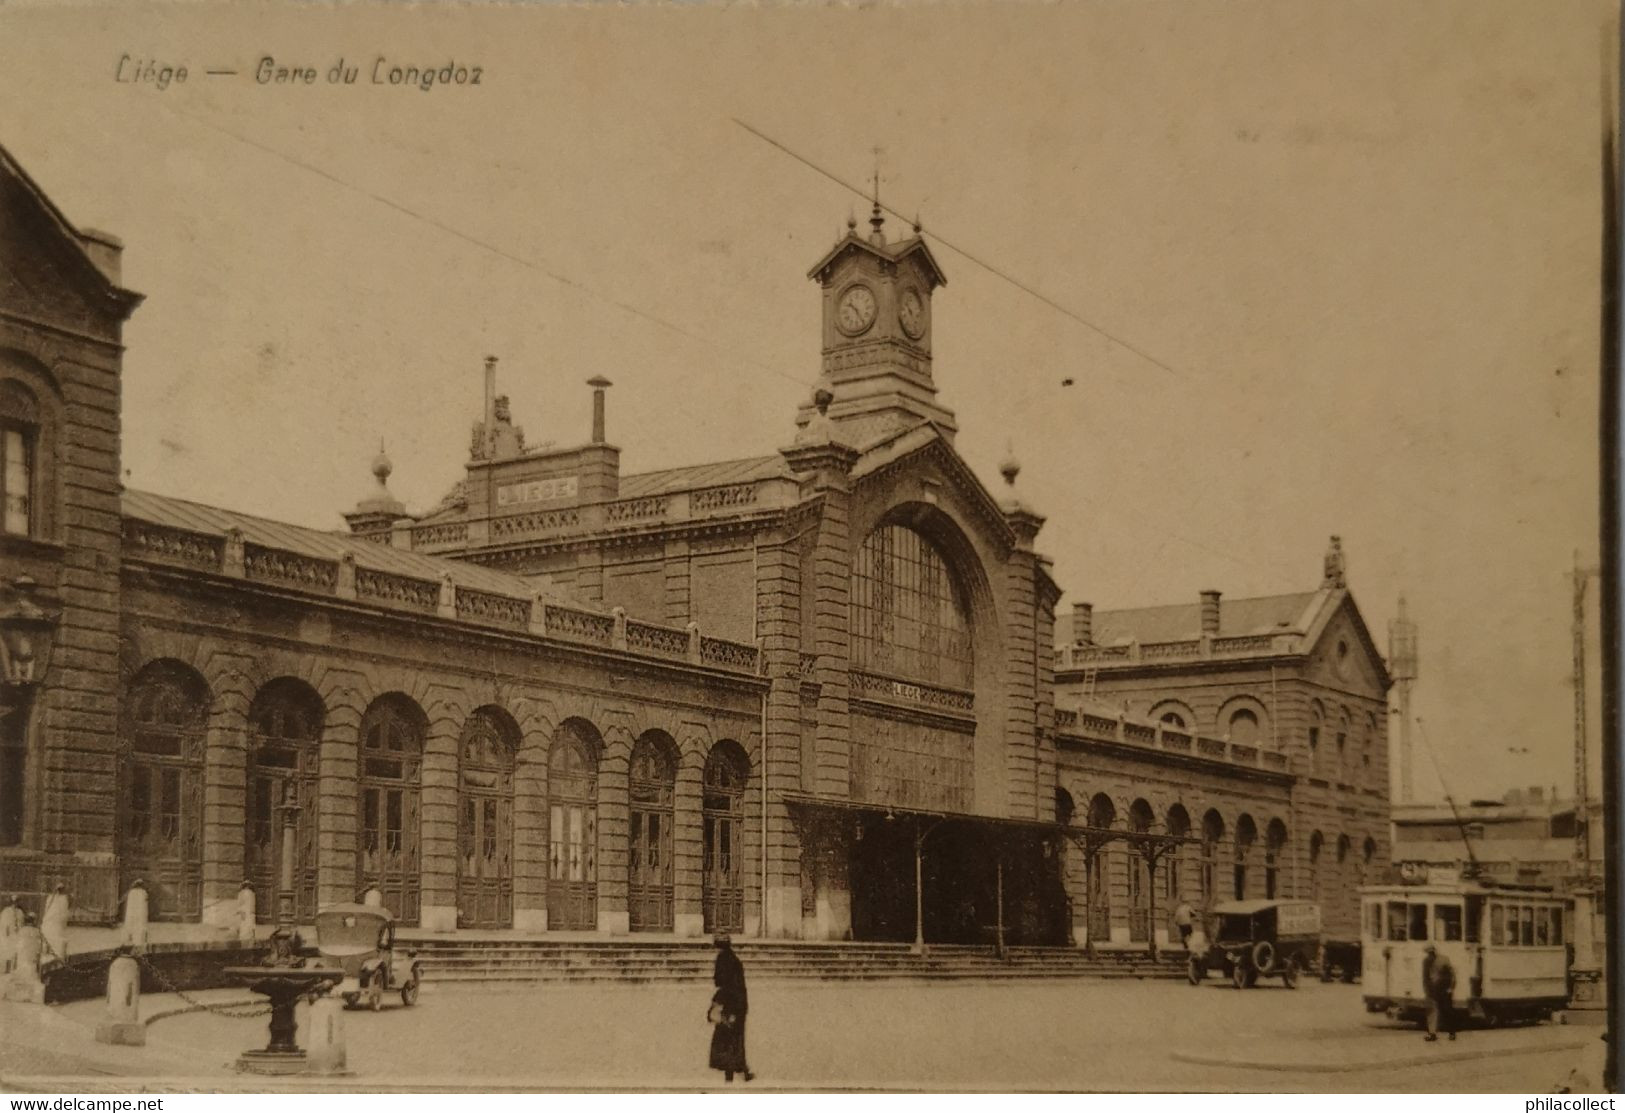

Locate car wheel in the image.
[401,977,420,1007]
[1282,958,1298,989]
[1187,958,1204,985]
[1232,962,1249,989]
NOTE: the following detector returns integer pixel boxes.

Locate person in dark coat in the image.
[708,934,753,1082]
[1421,944,1457,1041]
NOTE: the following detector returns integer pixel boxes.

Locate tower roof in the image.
[806,230,948,289]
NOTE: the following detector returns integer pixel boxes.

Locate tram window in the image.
[1386,901,1408,941]
[1408,903,1429,941]
[1520,906,1535,946]
[1490,904,1505,946]
[1535,907,1550,946]
[1551,908,1563,945]
[1435,904,1463,942]
[1365,902,1383,939]
[1465,896,1483,943]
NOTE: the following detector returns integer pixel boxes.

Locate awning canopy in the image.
[779,791,1064,837]
[779,792,1198,848]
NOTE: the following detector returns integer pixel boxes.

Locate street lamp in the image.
[0,577,59,686]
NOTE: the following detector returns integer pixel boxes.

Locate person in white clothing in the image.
[40,883,69,967]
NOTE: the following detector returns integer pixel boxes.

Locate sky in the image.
[0,0,1612,802]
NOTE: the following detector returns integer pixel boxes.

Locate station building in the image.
[0,148,1391,947]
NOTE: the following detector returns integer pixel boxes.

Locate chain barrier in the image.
[133,951,271,1019]
[25,930,270,1020]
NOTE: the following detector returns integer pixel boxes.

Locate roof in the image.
[1093,592,1322,645]
[122,488,556,601]
[617,455,792,499]
[805,231,948,289]
[0,143,143,315]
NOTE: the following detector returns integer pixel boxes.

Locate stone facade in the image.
[1053,551,1394,942]
[2,146,1388,949]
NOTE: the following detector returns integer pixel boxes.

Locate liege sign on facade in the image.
[496,476,579,508]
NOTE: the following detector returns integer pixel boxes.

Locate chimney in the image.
[1071,602,1094,646]
[483,356,498,456]
[78,227,124,284]
[1199,589,1221,636]
[587,376,613,444]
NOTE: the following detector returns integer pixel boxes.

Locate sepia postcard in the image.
[0,0,1617,1096]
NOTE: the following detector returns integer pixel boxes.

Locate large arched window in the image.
[703,741,750,934]
[246,678,323,921]
[120,661,209,920]
[357,695,424,924]
[851,524,973,690]
[458,707,517,928]
[548,720,600,931]
[627,731,677,932]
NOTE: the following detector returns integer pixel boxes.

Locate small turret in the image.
[343,442,408,539]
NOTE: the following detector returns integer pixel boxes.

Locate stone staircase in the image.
[402,938,1189,985]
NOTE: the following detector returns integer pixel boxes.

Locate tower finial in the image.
[869,145,885,242]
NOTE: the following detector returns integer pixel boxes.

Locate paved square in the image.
[7,978,1597,1092]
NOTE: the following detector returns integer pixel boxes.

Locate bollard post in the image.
[94,955,146,1046]
[122,879,149,952]
[40,884,69,968]
[3,917,45,1004]
[305,994,350,1075]
[237,881,258,945]
[0,895,20,975]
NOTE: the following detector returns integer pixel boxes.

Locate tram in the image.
[1360,875,1571,1026]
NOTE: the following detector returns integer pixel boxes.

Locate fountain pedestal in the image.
[224,966,343,1075]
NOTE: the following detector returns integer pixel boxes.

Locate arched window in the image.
[703,741,750,934]
[628,731,677,932]
[1227,708,1260,745]
[1165,805,1191,903]
[0,379,40,537]
[246,679,323,921]
[1127,800,1153,942]
[357,695,424,923]
[547,720,599,931]
[1234,814,1257,900]
[1055,788,1075,827]
[1086,794,1115,940]
[1336,707,1351,770]
[1160,712,1186,728]
[120,661,209,919]
[1360,835,1377,885]
[1308,700,1325,765]
[1201,810,1225,907]
[458,707,517,928]
[1264,819,1287,899]
[851,524,973,690]
[1309,830,1325,899]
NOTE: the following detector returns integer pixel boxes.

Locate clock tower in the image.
[801,203,955,443]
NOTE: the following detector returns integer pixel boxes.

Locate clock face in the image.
[836,285,878,336]
[898,287,926,339]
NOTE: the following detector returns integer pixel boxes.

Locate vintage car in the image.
[1188,899,1322,989]
[313,902,423,1010]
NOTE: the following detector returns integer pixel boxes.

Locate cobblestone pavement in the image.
[11,979,1599,1092]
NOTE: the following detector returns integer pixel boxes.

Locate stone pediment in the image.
[1304,593,1391,695]
[850,422,1019,555]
